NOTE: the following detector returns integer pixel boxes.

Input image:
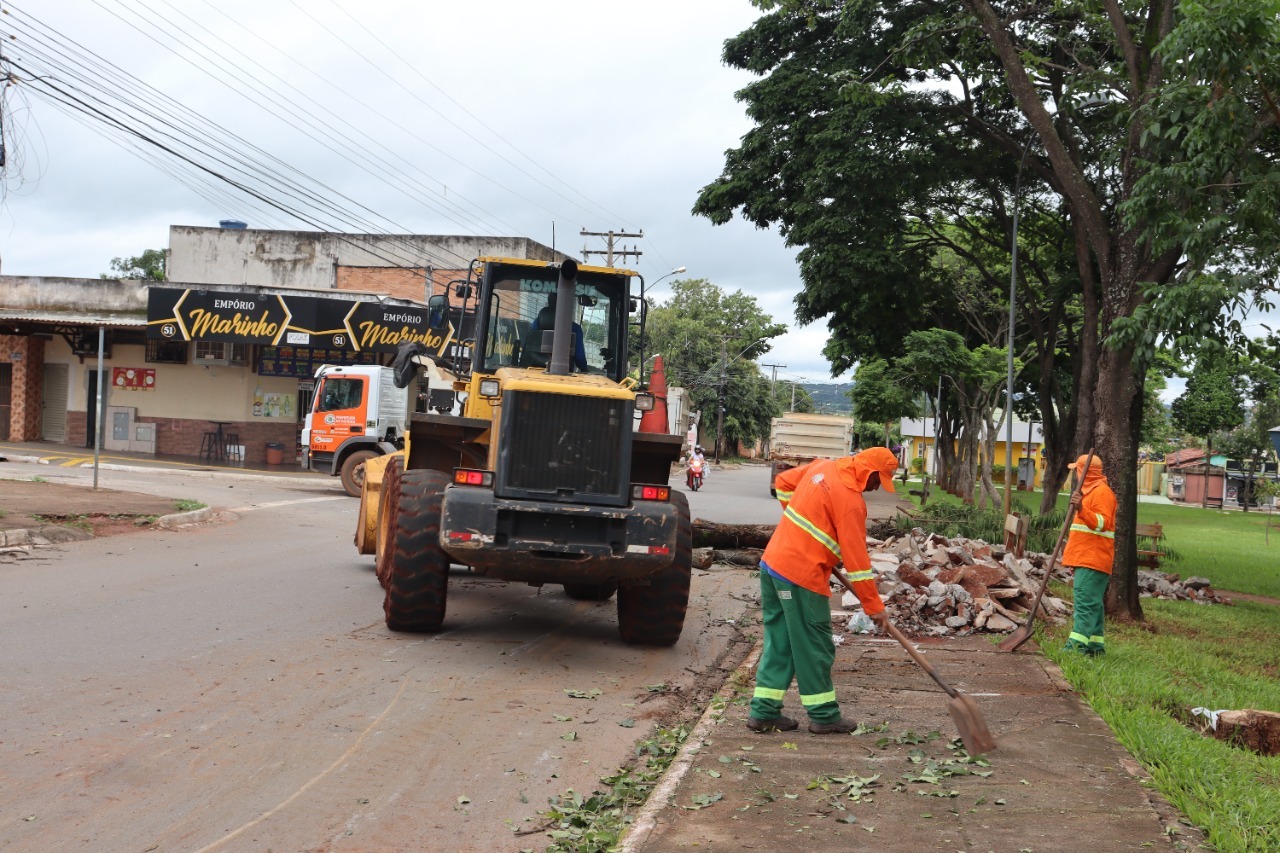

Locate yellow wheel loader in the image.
[358,257,688,645]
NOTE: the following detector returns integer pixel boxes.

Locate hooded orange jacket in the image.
[763,449,897,615]
[1061,454,1117,574]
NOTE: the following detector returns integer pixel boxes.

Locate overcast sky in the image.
[0,0,859,386]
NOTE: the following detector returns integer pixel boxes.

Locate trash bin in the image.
[265,442,285,466]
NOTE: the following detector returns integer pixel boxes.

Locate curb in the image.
[0,506,215,546]
[617,640,764,852]
[1,452,334,489]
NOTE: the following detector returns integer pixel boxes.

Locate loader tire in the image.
[373,455,404,589]
[340,449,379,498]
[616,491,692,646]
[383,469,451,632]
[563,582,619,602]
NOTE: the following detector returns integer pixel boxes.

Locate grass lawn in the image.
[899,479,1280,850]
[1040,599,1280,853]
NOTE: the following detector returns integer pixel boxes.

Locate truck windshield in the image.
[481,268,625,378]
[315,377,364,411]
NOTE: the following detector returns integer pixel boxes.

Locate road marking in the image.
[60,457,95,467]
[226,497,347,512]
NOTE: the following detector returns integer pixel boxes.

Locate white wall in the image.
[167,226,561,288]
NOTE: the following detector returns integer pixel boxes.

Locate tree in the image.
[1171,353,1246,507]
[101,249,167,281]
[644,279,788,458]
[697,1,1280,620]
[1215,340,1280,510]
[848,359,920,447]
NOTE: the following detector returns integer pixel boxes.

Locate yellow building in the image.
[899,417,1045,490]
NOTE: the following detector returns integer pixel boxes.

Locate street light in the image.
[1004,139,1033,519]
[1005,99,1114,516]
[637,266,686,387]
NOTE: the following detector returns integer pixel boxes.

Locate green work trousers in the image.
[1066,566,1110,655]
[750,569,841,723]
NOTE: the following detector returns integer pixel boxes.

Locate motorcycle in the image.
[686,457,705,491]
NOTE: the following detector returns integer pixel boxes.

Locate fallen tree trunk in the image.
[692,520,775,550]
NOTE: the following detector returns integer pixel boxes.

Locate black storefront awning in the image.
[146,287,453,356]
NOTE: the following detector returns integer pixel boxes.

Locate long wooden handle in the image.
[1025,448,1094,622]
[831,567,958,698]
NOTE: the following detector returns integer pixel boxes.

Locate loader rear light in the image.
[448,531,474,541]
[478,378,500,397]
[634,392,656,412]
[632,484,671,501]
[454,468,494,487]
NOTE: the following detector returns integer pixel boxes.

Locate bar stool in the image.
[199,431,220,460]
[223,432,242,461]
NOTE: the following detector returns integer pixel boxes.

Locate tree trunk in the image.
[1096,345,1144,621]
[691,521,776,550]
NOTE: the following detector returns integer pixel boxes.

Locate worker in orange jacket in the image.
[1062,452,1117,656]
[749,447,898,734]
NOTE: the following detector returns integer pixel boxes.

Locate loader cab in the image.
[472,259,630,383]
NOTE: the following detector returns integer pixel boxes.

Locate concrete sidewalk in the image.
[622,636,1206,852]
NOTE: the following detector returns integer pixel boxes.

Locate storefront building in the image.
[0,224,562,463]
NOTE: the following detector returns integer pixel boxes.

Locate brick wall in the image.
[335,266,463,302]
[0,335,46,441]
[140,417,297,464]
[65,413,297,464]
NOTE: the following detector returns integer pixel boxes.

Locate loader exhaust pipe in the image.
[548,258,578,376]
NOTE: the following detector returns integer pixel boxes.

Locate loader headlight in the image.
[479,378,500,397]
[634,392,655,412]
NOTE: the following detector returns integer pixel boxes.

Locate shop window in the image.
[193,342,249,365]
[146,339,189,364]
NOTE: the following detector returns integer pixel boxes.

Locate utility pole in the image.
[715,337,727,464]
[580,228,643,267]
[762,362,786,392]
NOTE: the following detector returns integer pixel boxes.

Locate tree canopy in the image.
[644,278,788,457]
[697,0,1280,618]
[101,249,167,281]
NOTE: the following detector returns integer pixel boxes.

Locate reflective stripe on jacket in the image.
[765,458,885,614]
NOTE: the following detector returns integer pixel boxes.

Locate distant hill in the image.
[798,382,853,415]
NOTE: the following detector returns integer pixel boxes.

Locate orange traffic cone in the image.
[638,356,671,434]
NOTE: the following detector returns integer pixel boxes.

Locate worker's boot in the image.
[746,713,799,733]
[808,717,858,735]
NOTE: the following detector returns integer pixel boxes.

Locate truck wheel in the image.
[383,469,451,632]
[616,491,692,646]
[563,582,619,602]
[340,449,379,498]
[373,455,404,589]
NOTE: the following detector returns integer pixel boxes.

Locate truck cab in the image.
[302,364,408,497]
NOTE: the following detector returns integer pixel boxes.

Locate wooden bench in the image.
[1136,522,1165,569]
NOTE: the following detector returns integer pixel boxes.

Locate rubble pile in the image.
[839,528,1071,638]
[693,522,1230,637]
[1137,570,1231,604]
[833,528,1234,636]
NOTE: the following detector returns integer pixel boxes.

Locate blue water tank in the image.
[219,219,248,229]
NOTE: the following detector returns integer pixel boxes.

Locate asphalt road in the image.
[0,461,763,852]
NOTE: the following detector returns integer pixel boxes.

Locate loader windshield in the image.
[479,266,627,380]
